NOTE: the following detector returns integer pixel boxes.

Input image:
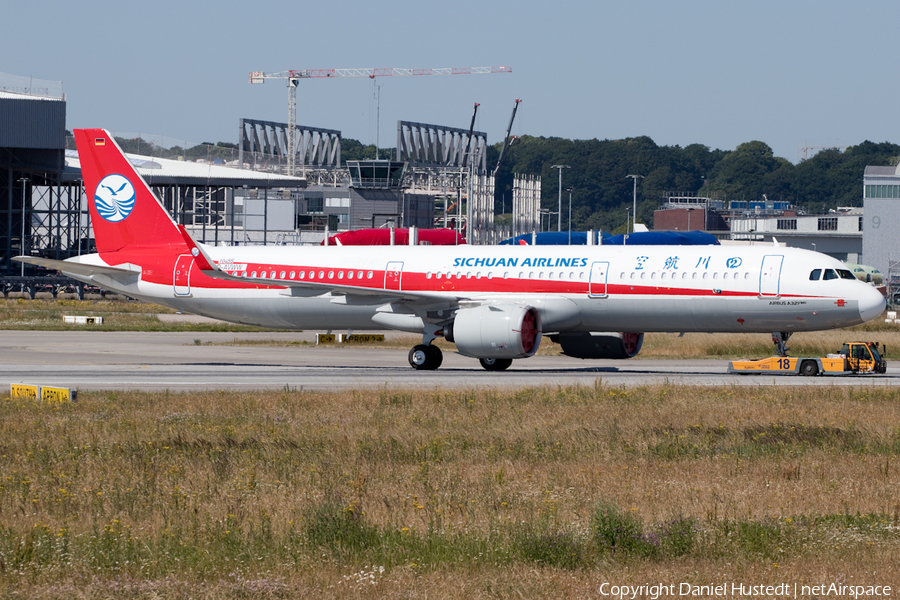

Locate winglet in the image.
[177,225,217,272]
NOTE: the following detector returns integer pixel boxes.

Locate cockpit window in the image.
[809,269,822,280]
[838,269,855,280]
[823,269,838,280]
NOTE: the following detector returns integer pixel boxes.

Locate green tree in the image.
[705,141,792,201]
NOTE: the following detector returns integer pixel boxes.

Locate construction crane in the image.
[493,98,521,177]
[249,66,513,176]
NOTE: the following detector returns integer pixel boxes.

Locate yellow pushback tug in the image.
[729,341,887,377]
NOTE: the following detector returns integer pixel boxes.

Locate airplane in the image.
[15,129,886,371]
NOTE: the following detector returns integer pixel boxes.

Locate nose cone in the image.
[859,285,886,323]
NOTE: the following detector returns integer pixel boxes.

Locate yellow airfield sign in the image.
[9,384,76,403]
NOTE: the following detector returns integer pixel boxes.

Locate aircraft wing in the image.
[13,256,141,281]
[203,263,456,303]
[178,227,458,304]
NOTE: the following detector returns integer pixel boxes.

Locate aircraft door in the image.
[385,261,403,291]
[759,255,784,297]
[588,261,609,297]
[174,255,194,296]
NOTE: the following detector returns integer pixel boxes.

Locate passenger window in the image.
[347,271,354,279]
[338,271,344,279]
[279,271,286,279]
[251,271,257,278]
[289,271,295,279]
[358,271,364,279]
[298,271,305,279]
[810,269,822,280]
[367,271,373,279]
[824,269,838,280]
[270,271,276,278]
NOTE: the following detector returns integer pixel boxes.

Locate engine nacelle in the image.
[445,304,542,359]
[555,332,644,359]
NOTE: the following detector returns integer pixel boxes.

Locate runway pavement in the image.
[1,330,898,392]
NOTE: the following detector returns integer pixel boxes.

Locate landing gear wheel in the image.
[479,357,513,371]
[800,360,818,377]
[409,344,442,370]
[427,345,443,370]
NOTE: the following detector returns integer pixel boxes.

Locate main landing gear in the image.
[408,344,443,370]
[405,322,515,371]
[479,357,513,371]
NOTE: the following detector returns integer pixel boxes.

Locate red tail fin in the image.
[75,129,187,257]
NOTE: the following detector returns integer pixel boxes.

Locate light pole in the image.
[567,188,574,245]
[626,174,644,232]
[625,208,630,245]
[552,164,570,232]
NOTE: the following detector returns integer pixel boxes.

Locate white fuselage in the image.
[76,242,884,335]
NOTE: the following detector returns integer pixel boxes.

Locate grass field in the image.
[0,299,264,333]
[1,299,899,597]
[0,384,898,598]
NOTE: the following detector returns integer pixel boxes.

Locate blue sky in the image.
[5,0,898,162]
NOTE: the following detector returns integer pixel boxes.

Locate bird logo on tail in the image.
[94,174,136,222]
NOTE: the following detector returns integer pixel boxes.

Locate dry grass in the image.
[0,384,898,597]
[640,328,900,359]
[0,299,264,332]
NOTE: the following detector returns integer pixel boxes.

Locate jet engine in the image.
[445,303,541,359]
[554,332,644,359]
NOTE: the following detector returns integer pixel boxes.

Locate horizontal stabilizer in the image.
[13,256,141,280]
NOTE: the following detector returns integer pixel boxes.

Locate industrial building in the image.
[653,195,863,262]
[0,71,542,295]
[862,164,900,282]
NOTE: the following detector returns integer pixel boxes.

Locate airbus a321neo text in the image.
[15,130,886,371]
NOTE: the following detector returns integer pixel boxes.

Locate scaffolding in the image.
[511,174,540,238]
